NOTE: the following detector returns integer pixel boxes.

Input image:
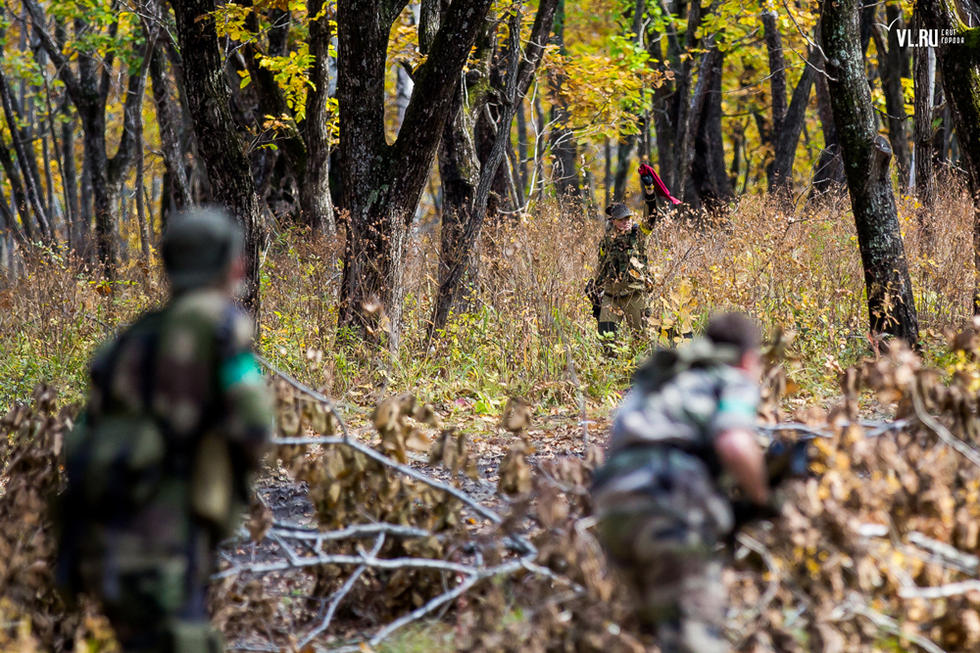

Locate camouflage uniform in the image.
[591,339,759,652]
[595,223,649,334]
[60,210,273,653]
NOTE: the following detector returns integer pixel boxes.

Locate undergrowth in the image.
[0,181,974,415]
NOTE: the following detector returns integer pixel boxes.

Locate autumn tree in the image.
[24,0,150,275]
[334,0,494,346]
[821,0,919,344]
[431,0,559,334]
[920,0,980,312]
[170,0,266,312]
[761,9,816,192]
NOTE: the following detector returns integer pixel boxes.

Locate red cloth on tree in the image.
[638,164,681,205]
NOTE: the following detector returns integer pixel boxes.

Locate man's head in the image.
[705,312,762,378]
[605,202,634,232]
[161,207,244,295]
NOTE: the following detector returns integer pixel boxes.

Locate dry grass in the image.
[0,180,975,412]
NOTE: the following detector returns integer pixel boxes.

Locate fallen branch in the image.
[214,551,481,581]
[272,433,509,529]
[849,601,948,653]
[297,534,387,649]
[270,522,432,543]
[898,579,980,600]
[912,388,980,468]
[907,531,979,575]
[256,354,353,442]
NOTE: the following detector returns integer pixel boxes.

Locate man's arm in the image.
[642,188,660,230]
[715,428,769,504]
[711,370,768,504]
[218,312,274,467]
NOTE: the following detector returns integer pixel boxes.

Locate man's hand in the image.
[765,439,813,486]
[638,163,656,187]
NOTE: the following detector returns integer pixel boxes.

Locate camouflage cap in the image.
[605,202,632,221]
[161,207,243,291]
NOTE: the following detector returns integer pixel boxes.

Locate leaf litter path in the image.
[219,357,980,653]
[218,361,605,652]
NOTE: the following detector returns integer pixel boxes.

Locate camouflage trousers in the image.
[78,528,223,653]
[593,447,733,653]
[598,291,648,332]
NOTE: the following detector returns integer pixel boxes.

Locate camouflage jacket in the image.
[606,339,759,462]
[595,224,649,296]
[79,288,273,551]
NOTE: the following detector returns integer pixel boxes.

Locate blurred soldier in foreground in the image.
[591,313,772,652]
[57,208,274,652]
[587,202,651,339]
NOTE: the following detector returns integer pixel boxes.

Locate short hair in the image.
[705,312,760,354]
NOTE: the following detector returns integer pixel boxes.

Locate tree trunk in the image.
[612,134,636,201]
[771,61,816,191]
[821,0,919,345]
[336,0,494,345]
[761,9,787,189]
[763,11,817,192]
[171,0,265,313]
[148,34,193,215]
[548,0,580,198]
[812,25,847,193]
[430,0,557,334]
[648,0,680,191]
[691,50,730,207]
[300,0,337,234]
[516,99,529,191]
[912,33,936,205]
[870,1,911,189]
[919,0,980,311]
[678,43,721,206]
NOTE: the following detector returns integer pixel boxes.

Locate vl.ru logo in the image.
[894,28,964,47]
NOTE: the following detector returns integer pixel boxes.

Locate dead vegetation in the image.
[1,185,979,650]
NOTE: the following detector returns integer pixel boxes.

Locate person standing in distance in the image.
[591,312,773,652]
[58,207,274,652]
[589,202,651,340]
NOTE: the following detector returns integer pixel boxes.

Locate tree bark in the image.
[171,0,265,312]
[821,0,919,344]
[336,0,494,345]
[548,0,580,198]
[771,60,816,191]
[919,0,980,311]
[870,1,911,189]
[148,45,194,215]
[300,0,337,234]
[430,0,558,334]
[678,42,722,206]
[912,31,936,205]
[691,50,730,207]
[763,11,817,191]
[812,22,847,194]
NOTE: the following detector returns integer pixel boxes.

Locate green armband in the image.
[219,352,263,390]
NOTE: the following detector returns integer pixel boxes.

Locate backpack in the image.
[632,337,742,393]
[64,309,170,519]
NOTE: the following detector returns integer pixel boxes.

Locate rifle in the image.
[731,436,815,531]
[585,279,602,322]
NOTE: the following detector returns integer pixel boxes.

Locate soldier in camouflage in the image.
[589,202,650,339]
[59,208,273,652]
[591,313,771,652]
